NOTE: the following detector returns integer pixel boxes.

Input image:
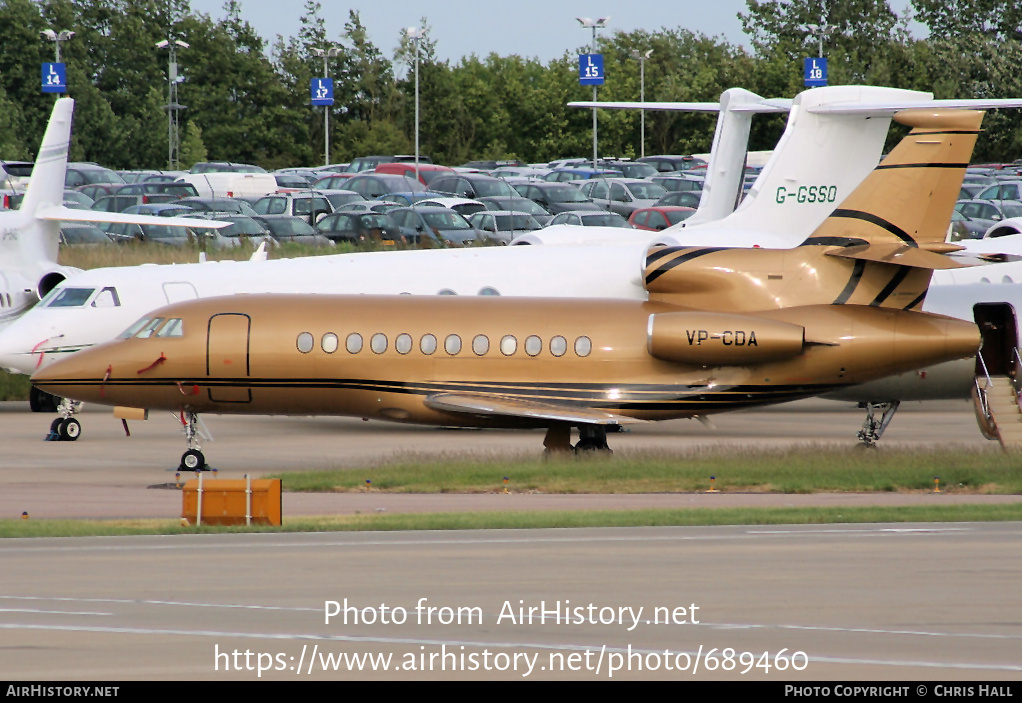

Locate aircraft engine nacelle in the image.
[36,267,78,300]
[648,311,805,366]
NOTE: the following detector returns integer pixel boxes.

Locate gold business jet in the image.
[32,109,986,469]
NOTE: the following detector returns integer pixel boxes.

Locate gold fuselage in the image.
[31,294,980,429]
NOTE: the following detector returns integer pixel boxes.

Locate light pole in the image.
[41,29,73,99]
[576,16,609,169]
[406,27,423,184]
[806,22,836,58]
[630,49,652,159]
[157,39,189,170]
[312,47,341,167]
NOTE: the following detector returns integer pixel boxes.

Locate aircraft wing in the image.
[424,393,647,426]
[37,205,230,229]
[567,100,792,113]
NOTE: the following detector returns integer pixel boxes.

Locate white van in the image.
[176,172,278,199]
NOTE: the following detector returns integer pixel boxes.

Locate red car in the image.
[374,162,455,186]
[628,206,696,231]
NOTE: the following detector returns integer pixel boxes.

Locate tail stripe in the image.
[829,209,917,246]
[874,162,971,170]
[902,291,927,311]
[869,268,912,307]
[832,260,866,305]
[645,248,725,286]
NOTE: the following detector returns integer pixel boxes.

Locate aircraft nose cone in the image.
[29,345,108,404]
[0,326,62,376]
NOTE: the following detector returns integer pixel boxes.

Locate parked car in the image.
[577,178,668,217]
[598,160,659,179]
[976,181,1022,202]
[317,189,366,210]
[252,192,334,222]
[315,211,402,244]
[190,161,266,174]
[477,196,553,225]
[543,167,623,182]
[343,174,425,199]
[955,199,1022,231]
[428,174,519,199]
[651,175,704,193]
[176,196,260,217]
[514,182,603,214]
[637,155,707,173]
[59,224,114,246]
[548,210,633,228]
[65,163,125,189]
[251,216,334,246]
[655,191,702,208]
[388,207,480,246]
[337,200,403,215]
[468,211,542,244]
[629,206,696,230]
[374,162,455,185]
[412,197,488,218]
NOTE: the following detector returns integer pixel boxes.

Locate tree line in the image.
[1,0,1020,169]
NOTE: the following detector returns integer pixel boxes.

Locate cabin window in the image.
[438,288,457,295]
[574,336,592,357]
[322,333,338,353]
[525,335,542,357]
[395,333,413,355]
[420,334,437,355]
[478,287,500,296]
[47,287,95,308]
[370,333,388,354]
[157,318,184,337]
[445,334,462,355]
[500,335,517,356]
[472,335,489,356]
[296,332,314,353]
[550,336,567,357]
[346,333,363,354]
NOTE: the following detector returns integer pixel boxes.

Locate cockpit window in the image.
[135,318,165,339]
[118,317,151,339]
[156,318,184,337]
[91,287,121,308]
[47,288,95,308]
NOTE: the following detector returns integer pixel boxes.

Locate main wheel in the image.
[49,418,64,435]
[181,449,205,471]
[58,417,81,441]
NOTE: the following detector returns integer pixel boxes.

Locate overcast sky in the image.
[187,0,757,63]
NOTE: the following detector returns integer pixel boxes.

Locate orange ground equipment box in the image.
[181,475,282,526]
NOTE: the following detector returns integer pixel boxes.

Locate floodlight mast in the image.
[630,49,653,158]
[576,17,609,169]
[407,27,424,184]
[157,38,189,170]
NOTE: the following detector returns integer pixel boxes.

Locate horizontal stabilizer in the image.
[567,100,792,113]
[809,98,1022,116]
[424,393,646,426]
[825,243,969,270]
[38,206,230,229]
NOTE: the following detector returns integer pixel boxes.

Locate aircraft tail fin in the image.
[805,109,982,250]
[17,98,74,267]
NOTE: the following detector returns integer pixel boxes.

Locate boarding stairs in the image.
[974,350,1022,450]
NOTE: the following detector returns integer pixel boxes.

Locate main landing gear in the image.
[856,401,900,448]
[543,423,614,454]
[45,398,83,441]
[178,411,212,471]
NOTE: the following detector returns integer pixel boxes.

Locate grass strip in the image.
[269,446,1022,495]
[1,503,1020,538]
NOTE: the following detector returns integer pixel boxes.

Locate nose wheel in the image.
[180,448,206,472]
[45,399,84,441]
